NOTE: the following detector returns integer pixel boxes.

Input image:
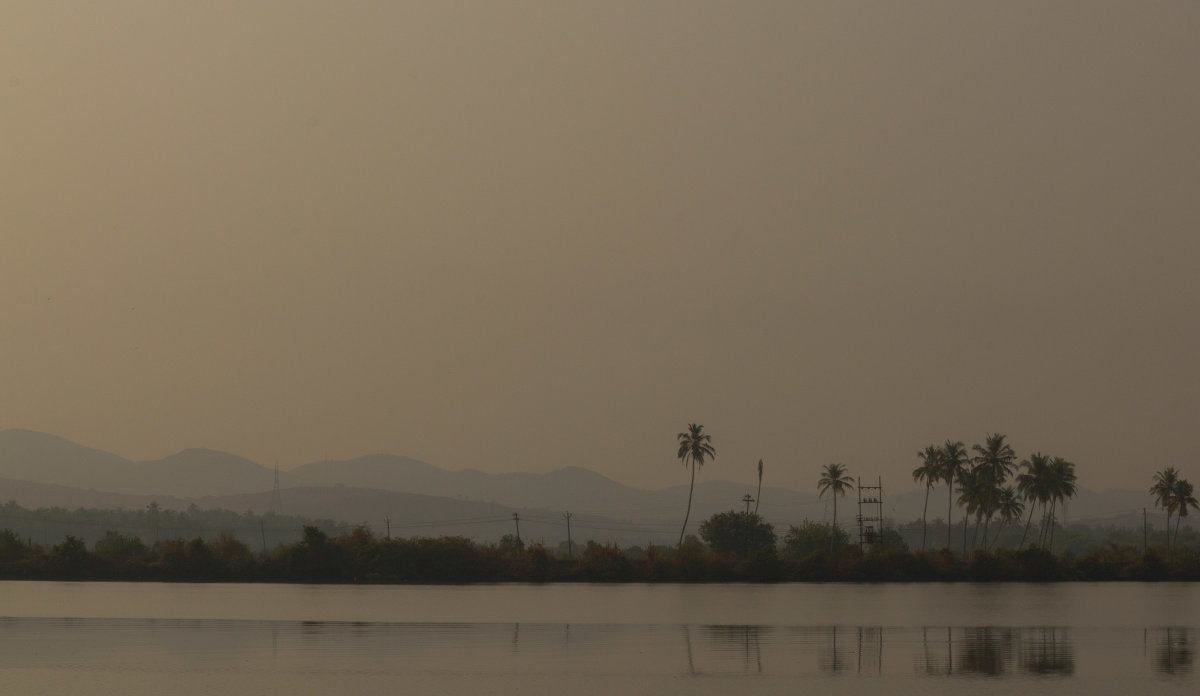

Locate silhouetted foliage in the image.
[698,511,775,557]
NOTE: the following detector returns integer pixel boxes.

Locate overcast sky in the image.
[3,2,1197,494]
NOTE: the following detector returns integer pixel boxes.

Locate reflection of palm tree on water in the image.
[1152,628,1194,675]
[1020,627,1074,676]
[819,626,848,674]
[699,625,764,674]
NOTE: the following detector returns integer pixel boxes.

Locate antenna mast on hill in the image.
[271,460,283,515]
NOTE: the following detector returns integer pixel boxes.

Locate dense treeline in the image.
[2,523,1199,584]
[0,500,350,549]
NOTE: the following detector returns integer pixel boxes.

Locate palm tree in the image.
[972,433,1017,546]
[940,440,970,551]
[817,462,854,540]
[1150,467,1179,551]
[972,433,1017,485]
[955,466,986,552]
[1044,457,1077,551]
[992,486,1023,550]
[1170,478,1197,551]
[1016,452,1053,549]
[676,423,716,547]
[913,445,942,552]
[754,459,763,515]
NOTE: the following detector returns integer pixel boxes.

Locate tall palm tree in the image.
[913,445,942,552]
[754,459,763,515]
[1044,457,1077,551]
[1150,467,1179,551]
[972,433,1017,545]
[817,462,854,540]
[940,440,970,551]
[972,433,1017,485]
[956,466,986,552]
[676,423,716,547]
[1016,452,1053,549]
[1170,478,1197,551]
[992,485,1023,550]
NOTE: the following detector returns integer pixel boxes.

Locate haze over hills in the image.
[0,430,1169,539]
[0,429,307,497]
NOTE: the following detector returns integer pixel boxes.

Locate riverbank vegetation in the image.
[0,519,1197,584]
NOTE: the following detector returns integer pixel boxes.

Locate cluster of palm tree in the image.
[1150,467,1199,552]
[1015,452,1078,551]
[912,434,1077,554]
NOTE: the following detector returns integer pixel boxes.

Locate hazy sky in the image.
[3,2,1198,494]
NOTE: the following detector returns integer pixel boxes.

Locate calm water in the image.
[0,582,1195,695]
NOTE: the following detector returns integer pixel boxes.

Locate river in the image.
[1,581,1194,694]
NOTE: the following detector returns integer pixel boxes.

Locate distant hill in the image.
[0,430,133,488]
[0,430,1166,539]
[292,454,828,525]
[0,430,307,497]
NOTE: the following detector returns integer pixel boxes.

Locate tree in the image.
[782,521,850,559]
[972,433,1018,484]
[956,466,987,552]
[969,434,1017,550]
[1016,452,1053,549]
[913,445,942,552]
[1151,467,1180,551]
[992,486,1023,549]
[754,459,764,515]
[1044,457,1077,551]
[698,510,776,556]
[1170,478,1197,551]
[676,423,716,547]
[817,462,854,541]
[940,440,970,551]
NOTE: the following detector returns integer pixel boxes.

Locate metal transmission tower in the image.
[856,476,883,551]
[270,461,283,515]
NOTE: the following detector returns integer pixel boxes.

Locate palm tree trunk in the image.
[921,485,930,552]
[947,475,954,550]
[1174,514,1182,553]
[677,460,696,547]
[1019,504,1036,549]
[962,516,968,556]
[1047,500,1057,552]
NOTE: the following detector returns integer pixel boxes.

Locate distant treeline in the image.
[1,522,1198,584]
[0,500,351,550]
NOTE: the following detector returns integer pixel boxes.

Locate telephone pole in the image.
[741,494,755,557]
[385,516,391,540]
[513,513,521,542]
[563,511,574,559]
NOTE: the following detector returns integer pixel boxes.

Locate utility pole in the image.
[1143,508,1148,554]
[385,516,391,540]
[513,513,521,542]
[260,519,267,553]
[563,511,574,559]
[742,494,755,557]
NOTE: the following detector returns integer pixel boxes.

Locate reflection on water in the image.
[916,627,1074,677]
[0,619,1195,695]
[1153,628,1194,676]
